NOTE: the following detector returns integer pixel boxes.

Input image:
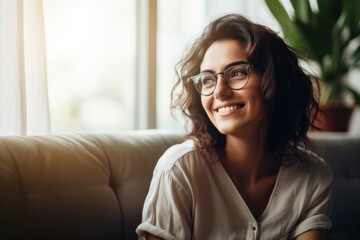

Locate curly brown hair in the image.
[171,14,321,160]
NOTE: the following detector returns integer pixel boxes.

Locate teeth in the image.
[218,105,240,113]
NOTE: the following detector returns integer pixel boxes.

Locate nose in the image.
[213,74,233,99]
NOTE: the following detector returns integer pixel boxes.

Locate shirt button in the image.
[252,226,257,231]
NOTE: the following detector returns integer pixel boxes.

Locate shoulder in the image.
[153,139,198,174]
[300,149,332,181]
[284,149,333,189]
[281,150,333,237]
[152,139,214,190]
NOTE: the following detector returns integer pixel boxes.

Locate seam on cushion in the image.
[2,142,27,212]
[47,134,114,192]
[89,134,114,188]
[90,134,124,236]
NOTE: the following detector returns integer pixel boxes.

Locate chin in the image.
[216,125,242,135]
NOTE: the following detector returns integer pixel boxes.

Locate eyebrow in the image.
[200,60,249,73]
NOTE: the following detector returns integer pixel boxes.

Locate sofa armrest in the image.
[310,133,360,239]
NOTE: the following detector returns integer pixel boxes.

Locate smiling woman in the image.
[43,0,136,132]
[136,13,332,240]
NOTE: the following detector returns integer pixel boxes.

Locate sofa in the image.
[0,130,359,240]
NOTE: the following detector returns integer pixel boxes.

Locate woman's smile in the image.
[215,103,245,114]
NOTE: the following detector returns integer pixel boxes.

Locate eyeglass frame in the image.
[188,61,253,96]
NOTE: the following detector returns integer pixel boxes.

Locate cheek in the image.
[250,93,267,120]
[200,96,206,109]
[201,96,212,113]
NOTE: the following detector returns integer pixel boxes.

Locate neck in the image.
[222,132,277,185]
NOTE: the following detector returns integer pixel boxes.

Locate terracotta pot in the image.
[313,104,354,132]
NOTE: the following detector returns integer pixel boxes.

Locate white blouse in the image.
[136,140,332,240]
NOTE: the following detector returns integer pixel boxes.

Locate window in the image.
[43,0,136,132]
[43,0,280,132]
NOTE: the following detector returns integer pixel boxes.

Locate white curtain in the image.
[0,0,50,136]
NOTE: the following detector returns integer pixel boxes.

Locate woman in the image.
[136,14,332,240]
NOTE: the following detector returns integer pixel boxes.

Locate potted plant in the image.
[265,0,360,131]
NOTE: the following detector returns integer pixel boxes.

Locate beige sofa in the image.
[0,130,359,239]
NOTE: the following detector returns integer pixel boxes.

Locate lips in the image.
[215,103,245,113]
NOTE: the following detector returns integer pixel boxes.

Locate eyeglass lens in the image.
[192,64,250,96]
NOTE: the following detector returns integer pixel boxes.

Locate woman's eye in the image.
[232,71,245,77]
[201,78,215,85]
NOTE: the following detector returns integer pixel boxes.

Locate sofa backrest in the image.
[0,130,182,240]
[0,130,359,239]
[310,133,360,240]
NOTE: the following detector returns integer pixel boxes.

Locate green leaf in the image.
[344,85,360,105]
[317,0,342,28]
[342,0,360,36]
[265,0,309,56]
[290,0,314,25]
[294,20,327,62]
[348,45,360,68]
[266,0,360,104]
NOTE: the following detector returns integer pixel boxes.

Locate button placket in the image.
[246,222,258,239]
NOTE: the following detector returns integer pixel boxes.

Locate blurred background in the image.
[1,0,359,135]
[43,0,281,132]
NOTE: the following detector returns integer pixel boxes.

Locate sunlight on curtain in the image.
[0,0,50,136]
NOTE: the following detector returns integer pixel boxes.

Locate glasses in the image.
[189,62,252,96]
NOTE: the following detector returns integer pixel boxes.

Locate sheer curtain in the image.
[0,0,50,136]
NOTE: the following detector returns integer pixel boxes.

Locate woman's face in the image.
[200,39,267,136]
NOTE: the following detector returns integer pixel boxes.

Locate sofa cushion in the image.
[0,130,182,240]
